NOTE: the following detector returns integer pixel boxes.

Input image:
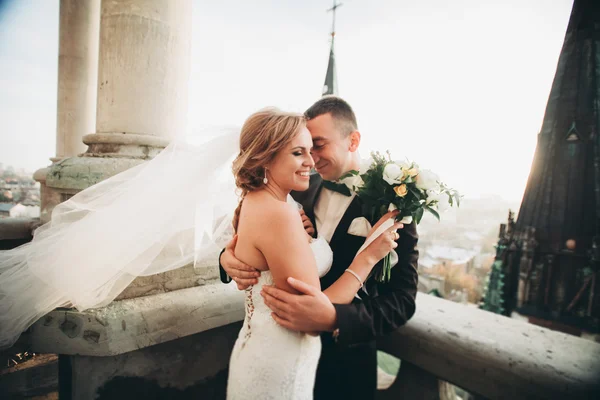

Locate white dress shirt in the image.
[314,186,356,243]
[315,185,399,273]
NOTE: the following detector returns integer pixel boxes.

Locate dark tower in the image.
[482,0,600,335]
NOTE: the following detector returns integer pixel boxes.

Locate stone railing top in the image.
[378,294,600,400]
[30,281,244,356]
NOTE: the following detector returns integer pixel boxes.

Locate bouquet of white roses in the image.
[339,151,461,282]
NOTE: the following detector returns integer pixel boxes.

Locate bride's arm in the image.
[257,203,320,294]
[322,254,378,304]
[323,224,401,304]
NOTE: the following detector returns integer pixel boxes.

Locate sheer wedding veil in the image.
[0,127,241,349]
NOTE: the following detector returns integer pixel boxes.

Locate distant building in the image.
[0,203,40,219]
[421,245,477,272]
[418,273,446,297]
[9,203,40,218]
[0,203,15,218]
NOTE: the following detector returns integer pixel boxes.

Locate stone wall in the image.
[63,322,241,400]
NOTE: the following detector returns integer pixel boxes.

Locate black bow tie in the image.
[322,180,352,196]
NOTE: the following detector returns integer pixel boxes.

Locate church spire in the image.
[322,1,342,96]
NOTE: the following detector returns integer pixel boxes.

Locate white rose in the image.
[416,169,440,191]
[427,192,451,212]
[383,163,404,185]
[341,174,364,191]
[359,157,374,175]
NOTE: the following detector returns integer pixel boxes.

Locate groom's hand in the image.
[221,235,260,290]
[261,277,337,333]
[299,210,315,237]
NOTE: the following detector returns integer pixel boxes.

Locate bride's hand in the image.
[360,215,404,265]
[368,210,401,237]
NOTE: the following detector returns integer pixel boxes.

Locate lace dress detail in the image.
[226,236,333,399]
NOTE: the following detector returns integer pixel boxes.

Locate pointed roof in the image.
[322,45,337,96]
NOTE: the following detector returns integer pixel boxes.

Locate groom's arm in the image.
[332,222,419,346]
[218,236,260,288]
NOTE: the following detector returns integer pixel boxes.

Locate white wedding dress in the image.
[226,235,333,400]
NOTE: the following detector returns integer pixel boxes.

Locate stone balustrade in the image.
[26,282,600,399]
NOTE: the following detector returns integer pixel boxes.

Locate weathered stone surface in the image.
[33,166,64,224]
[116,263,219,301]
[30,281,244,356]
[46,156,146,191]
[378,294,600,400]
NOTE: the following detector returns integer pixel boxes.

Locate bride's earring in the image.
[263,169,268,184]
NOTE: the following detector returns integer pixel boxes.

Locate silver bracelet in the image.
[344,269,363,289]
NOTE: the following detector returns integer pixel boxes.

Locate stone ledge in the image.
[30,281,245,356]
[83,133,169,148]
[378,294,600,400]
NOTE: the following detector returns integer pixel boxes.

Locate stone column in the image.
[45,0,192,199]
[55,0,101,159]
[82,0,192,158]
[35,0,101,223]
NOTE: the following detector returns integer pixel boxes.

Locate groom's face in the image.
[307,113,354,181]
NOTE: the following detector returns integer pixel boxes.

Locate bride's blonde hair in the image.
[231,108,306,232]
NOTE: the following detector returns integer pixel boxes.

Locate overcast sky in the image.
[0,0,574,201]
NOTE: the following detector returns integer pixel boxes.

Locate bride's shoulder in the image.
[244,192,298,221]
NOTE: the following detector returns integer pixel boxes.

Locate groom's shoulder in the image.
[309,172,322,187]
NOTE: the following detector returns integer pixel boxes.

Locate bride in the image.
[0,107,399,399]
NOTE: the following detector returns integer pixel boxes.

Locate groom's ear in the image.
[348,131,361,152]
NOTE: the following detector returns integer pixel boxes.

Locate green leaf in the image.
[415,207,424,224]
[425,205,440,221]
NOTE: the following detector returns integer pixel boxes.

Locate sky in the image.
[0,0,574,202]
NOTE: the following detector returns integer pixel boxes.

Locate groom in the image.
[219,96,419,399]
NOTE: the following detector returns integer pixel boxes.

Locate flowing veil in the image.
[0,128,241,349]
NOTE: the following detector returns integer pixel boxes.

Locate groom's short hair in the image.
[304,96,358,138]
